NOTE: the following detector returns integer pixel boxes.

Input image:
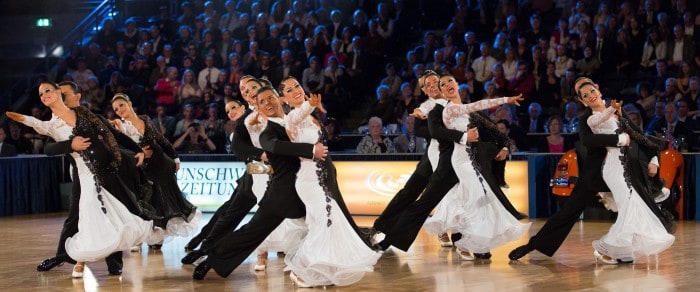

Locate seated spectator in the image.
[173,103,202,137]
[202,102,226,153]
[521,102,546,133]
[623,104,645,130]
[302,56,325,94]
[152,103,177,140]
[173,123,216,154]
[366,85,396,126]
[6,122,34,154]
[323,117,345,152]
[562,101,580,133]
[394,82,418,125]
[536,116,575,153]
[356,116,397,154]
[83,76,105,113]
[576,45,600,77]
[393,115,427,153]
[178,69,203,106]
[0,127,18,157]
[154,67,182,114]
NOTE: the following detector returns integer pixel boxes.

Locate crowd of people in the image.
[2,0,700,156]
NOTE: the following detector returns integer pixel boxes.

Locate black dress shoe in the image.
[508,244,534,261]
[185,235,204,251]
[192,260,211,280]
[149,244,163,250]
[108,266,123,275]
[474,252,492,259]
[515,213,529,220]
[181,250,205,265]
[37,257,64,271]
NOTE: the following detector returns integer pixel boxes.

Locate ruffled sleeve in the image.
[443,97,509,125]
[22,116,56,139]
[587,107,616,129]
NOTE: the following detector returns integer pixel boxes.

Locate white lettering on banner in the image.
[176,161,246,211]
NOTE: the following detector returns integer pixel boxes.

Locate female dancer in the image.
[242,78,307,271]
[438,74,529,259]
[279,76,380,287]
[6,82,163,275]
[110,93,201,247]
[576,81,674,263]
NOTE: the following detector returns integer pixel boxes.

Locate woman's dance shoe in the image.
[458,249,475,261]
[254,252,268,271]
[130,245,141,252]
[290,271,313,288]
[594,250,618,265]
[72,262,84,278]
[474,252,492,259]
[36,257,64,271]
[438,233,453,247]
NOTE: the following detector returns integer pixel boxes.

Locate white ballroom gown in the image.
[284,101,380,286]
[588,108,674,260]
[442,98,530,254]
[24,115,164,262]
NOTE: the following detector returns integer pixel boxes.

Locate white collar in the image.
[435,99,448,106]
[267,116,285,126]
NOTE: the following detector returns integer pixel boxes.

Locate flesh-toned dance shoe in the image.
[438,233,453,247]
[37,257,64,271]
[290,271,313,288]
[508,244,534,260]
[72,262,84,278]
[458,249,475,261]
[192,260,211,280]
[594,250,618,265]
[254,252,268,271]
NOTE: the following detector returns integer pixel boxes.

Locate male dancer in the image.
[508,77,631,261]
[35,81,147,276]
[374,71,480,252]
[192,86,327,279]
[370,70,472,237]
[181,76,263,263]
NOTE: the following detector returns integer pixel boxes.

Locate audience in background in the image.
[9,1,700,154]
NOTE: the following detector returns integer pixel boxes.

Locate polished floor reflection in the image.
[0,213,695,291]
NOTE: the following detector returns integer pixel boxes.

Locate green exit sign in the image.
[36,18,52,27]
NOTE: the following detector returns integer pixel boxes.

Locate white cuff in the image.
[649,156,659,167]
[174,158,181,164]
[501,147,509,152]
[459,133,468,145]
[616,133,629,146]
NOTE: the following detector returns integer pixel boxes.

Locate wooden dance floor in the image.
[1,213,697,291]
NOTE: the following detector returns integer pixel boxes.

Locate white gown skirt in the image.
[284,160,380,286]
[252,173,307,253]
[65,160,165,262]
[592,148,674,260]
[450,144,530,253]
